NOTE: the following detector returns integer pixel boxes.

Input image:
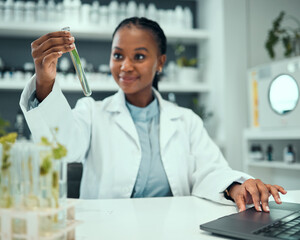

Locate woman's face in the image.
[110,25,166,97]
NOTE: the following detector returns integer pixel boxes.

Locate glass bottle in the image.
[266,145,273,161]
[283,144,296,163]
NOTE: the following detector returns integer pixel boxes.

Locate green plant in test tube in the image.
[62,27,92,97]
[39,128,68,234]
[0,132,17,208]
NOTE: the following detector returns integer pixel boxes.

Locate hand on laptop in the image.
[228,179,287,213]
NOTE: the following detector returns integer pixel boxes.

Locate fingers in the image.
[274,185,287,194]
[42,51,63,66]
[267,184,286,204]
[31,31,75,63]
[244,179,263,212]
[235,179,287,213]
[256,180,270,212]
[31,31,71,49]
[39,43,74,64]
[37,36,75,57]
[235,191,247,212]
[32,37,75,62]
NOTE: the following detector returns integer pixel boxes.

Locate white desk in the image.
[75,190,300,240]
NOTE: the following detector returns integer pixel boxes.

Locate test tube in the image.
[61,27,92,96]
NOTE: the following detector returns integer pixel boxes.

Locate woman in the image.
[20,17,286,212]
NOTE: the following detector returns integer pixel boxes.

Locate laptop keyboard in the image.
[253,211,300,240]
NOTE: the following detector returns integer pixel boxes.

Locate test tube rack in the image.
[0,199,80,240]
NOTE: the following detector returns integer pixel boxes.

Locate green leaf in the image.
[52,143,67,160]
[282,36,293,57]
[40,136,51,146]
[40,155,52,175]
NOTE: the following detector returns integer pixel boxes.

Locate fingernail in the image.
[266,206,270,212]
[258,206,262,211]
[278,198,282,203]
[69,44,75,48]
[58,51,62,55]
[69,37,74,41]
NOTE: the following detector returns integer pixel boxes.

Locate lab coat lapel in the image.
[153,89,181,152]
[106,90,140,150]
[114,111,140,149]
[160,110,178,152]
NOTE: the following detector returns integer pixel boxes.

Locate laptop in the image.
[200,201,300,240]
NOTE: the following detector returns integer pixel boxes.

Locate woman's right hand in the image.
[31,31,75,101]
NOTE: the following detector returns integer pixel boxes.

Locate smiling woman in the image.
[20,17,286,213]
[110,18,166,107]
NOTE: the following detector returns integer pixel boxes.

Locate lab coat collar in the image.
[105,88,182,119]
[104,87,183,151]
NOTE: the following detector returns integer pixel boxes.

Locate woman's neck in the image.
[125,88,154,107]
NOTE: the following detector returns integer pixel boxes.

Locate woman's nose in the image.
[120,58,134,71]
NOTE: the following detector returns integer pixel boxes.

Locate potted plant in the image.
[265,11,300,59]
[175,43,199,84]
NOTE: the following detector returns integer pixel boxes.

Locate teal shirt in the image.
[126,97,173,198]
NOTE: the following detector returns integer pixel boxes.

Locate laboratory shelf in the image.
[0,22,209,44]
[244,128,300,140]
[247,160,300,170]
[0,80,211,93]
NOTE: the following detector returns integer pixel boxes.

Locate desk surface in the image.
[75,190,300,240]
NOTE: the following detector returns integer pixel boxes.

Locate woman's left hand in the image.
[229,179,287,212]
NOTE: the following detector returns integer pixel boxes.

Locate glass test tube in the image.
[61,27,92,96]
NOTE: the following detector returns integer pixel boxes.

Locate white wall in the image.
[222,0,248,171]
[248,0,300,67]
[198,0,248,171]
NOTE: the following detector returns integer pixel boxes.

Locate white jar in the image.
[126,1,137,18]
[90,1,99,24]
[36,0,46,22]
[99,6,108,27]
[147,3,157,21]
[62,0,72,23]
[4,0,14,22]
[137,3,145,18]
[177,66,199,84]
[108,0,118,28]
[175,6,184,29]
[72,0,81,24]
[0,0,5,22]
[81,3,90,25]
[118,2,126,23]
[56,2,63,23]
[184,7,193,29]
[24,1,35,22]
[46,0,56,22]
[14,0,25,22]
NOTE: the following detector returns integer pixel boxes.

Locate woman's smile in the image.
[119,74,140,84]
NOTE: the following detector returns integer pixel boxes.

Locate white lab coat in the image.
[20,76,252,204]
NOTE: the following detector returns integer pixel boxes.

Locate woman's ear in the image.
[158,54,167,72]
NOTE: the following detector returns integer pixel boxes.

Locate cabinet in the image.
[243,128,300,190]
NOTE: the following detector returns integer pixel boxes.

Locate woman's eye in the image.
[113,53,123,60]
[135,54,145,60]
